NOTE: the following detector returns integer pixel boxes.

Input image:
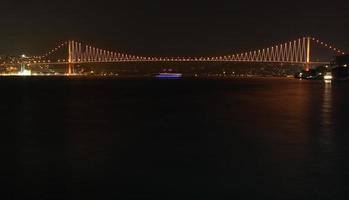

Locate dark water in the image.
[3,77,349,199]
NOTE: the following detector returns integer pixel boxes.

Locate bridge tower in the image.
[306,36,311,71]
[68,41,75,75]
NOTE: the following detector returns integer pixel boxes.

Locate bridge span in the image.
[17,36,346,74]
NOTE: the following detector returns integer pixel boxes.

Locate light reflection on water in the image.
[319,82,334,152]
[4,77,349,199]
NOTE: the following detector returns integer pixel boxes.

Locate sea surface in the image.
[3,77,349,199]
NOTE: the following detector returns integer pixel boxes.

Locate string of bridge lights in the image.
[35,41,68,60]
[311,37,345,55]
[221,37,309,63]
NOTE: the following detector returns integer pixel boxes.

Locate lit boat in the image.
[155,73,183,79]
[324,72,333,81]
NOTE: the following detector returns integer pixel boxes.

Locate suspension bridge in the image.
[27,36,345,74]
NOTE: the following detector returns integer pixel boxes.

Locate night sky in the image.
[1,0,349,56]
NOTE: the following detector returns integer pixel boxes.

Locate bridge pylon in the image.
[305,36,311,71]
[67,40,75,75]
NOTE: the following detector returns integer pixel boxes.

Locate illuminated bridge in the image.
[28,36,345,74]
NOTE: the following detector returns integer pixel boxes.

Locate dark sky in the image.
[1,0,349,56]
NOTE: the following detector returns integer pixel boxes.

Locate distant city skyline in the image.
[1,0,349,56]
